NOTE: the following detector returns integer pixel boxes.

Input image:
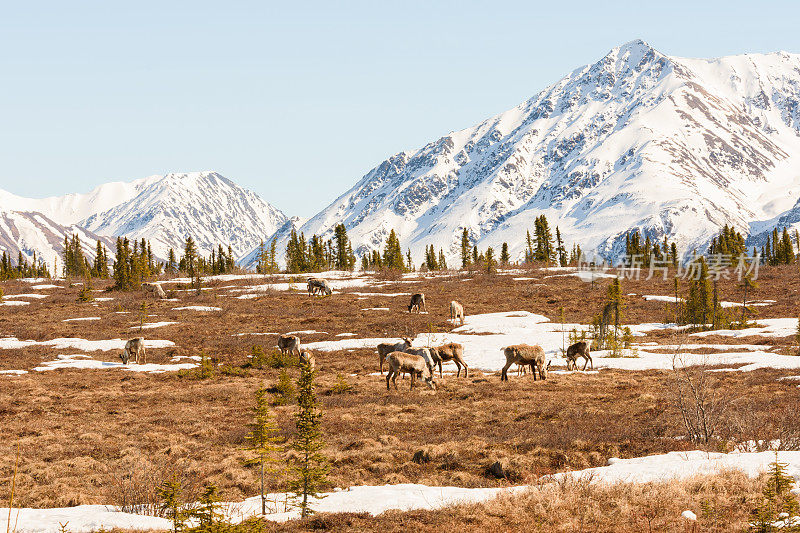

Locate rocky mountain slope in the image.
[264,39,800,265]
[1,172,287,265]
[0,209,114,270]
[80,172,287,261]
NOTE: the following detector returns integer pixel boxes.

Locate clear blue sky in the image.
[1,1,798,217]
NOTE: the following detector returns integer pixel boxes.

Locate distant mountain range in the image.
[0,172,286,267]
[2,39,800,271]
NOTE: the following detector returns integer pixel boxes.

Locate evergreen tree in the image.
[749,452,800,532]
[194,483,224,527]
[288,364,328,518]
[425,244,438,271]
[534,215,555,264]
[460,228,471,268]
[166,248,177,275]
[77,271,94,302]
[269,240,278,273]
[256,241,267,274]
[607,278,624,353]
[472,245,478,265]
[382,229,404,270]
[157,476,186,533]
[333,224,350,270]
[525,230,534,264]
[245,384,283,516]
[438,248,447,270]
[500,242,510,265]
[685,257,712,326]
[93,240,109,278]
[113,237,134,290]
[182,237,198,278]
[555,227,567,266]
[485,247,496,275]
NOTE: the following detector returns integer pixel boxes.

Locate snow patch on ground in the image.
[0,505,171,533]
[690,318,797,338]
[133,322,178,330]
[171,306,222,312]
[33,354,197,373]
[348,292,411,297]
[62,317,101,322]
[643,295,683,303]
[1,300,30,306]
[7,450,800,530]
[3,293,49,299]
[30,284,61,289]
[286,330,328,335]
[0,337,175,351]
[361,307,390,311]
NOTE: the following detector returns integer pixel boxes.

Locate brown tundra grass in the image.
[0,266,798,518]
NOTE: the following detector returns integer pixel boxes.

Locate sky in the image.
[1,0,798,217]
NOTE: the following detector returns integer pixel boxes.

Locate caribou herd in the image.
[119,278,593,390]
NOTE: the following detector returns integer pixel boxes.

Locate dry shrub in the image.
[104,452,203,515]
[273,470,761,532]
[376,268,403,281]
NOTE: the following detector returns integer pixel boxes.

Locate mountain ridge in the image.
[1,171,287,266]
[258,39,800,267]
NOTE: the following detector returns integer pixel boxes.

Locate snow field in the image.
[5,450,800,531]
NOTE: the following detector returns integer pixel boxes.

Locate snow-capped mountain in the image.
[0,209,114,270]
[1,172,287,266]
[0,176,162,227]
[263,39,800,265]
[80,172,287,261]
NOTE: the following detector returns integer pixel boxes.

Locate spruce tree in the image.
[269,240,278,274]
[686,257,712,326]
[113,237,133,290]
[382,229,404,270]
[438,248,447,270]
[460,228,471,268]
[500,242,510,265]
[194,483,224,527]
[183,236,197,278]
[555,227,567,266]
[525,230,534,264]
[288,364,328,518]
[485,247,496,275]
[333,224,350,270]
[606,278,624,354]
[245,384,283,516]
[157,476,186,533]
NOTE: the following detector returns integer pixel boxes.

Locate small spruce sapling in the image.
[199,352,214,379]
[274,369,295,405]
[244,384,283,516]
[288,363,328,518]
[194,483,224,527]
[157,476,186,533]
